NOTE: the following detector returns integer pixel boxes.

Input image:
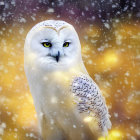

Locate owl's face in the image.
[24,20,82,72]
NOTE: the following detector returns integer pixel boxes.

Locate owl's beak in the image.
[55,51,60,62]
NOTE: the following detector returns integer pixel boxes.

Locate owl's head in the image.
[24,20,82,72]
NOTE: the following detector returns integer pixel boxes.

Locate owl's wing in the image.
[71,73,111,135]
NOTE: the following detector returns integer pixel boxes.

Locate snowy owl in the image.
[24,20,111,140]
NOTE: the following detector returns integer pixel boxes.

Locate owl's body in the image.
[24,20,111,140]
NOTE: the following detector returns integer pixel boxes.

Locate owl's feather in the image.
[71,73,111,135]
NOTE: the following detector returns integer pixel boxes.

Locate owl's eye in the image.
[63,42,70,47]
[41,42,52,48]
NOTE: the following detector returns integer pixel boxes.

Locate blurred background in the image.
[0,0,140,140]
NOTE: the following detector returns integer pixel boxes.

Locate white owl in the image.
[24,20,111,140]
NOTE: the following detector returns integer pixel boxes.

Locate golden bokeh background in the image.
[0,0,140,140]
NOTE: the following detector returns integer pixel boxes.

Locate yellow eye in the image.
[42,42,52,48]
[63,42,70,47]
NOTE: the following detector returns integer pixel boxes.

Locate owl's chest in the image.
[39,72,72,100]
[35,73,75,114]
[30,70,79,112]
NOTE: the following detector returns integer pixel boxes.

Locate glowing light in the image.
[111,130,122,137]
[98,130,123,140]
[98,137,105,140]
[53,71,70,83]
[83,116,93,122]
[53,67,81,84]
[104,51,118,65]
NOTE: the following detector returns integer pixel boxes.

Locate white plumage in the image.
[24,20,111,140]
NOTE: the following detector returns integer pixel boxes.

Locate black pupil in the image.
[45,42,50,46]
[64,42,69,47]
[42,42,52,47]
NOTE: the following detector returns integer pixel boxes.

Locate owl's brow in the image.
[42,26,69,34]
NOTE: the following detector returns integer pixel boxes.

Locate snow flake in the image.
[131,136,136,140]
[18,17,26,23]
[0,122,6,135]
[94,74,101,82]
[19,28,24,34]
[47,8,54,13]
[104,23,110,29]
[114,112,118,118]
[0,1,4,5]
[7,61,15,66]
[135,128,140,135]
[125,72,130,77]
[11,0,16,6]
[15,75,20,80]
[73,125,76,128]
[31,16,36,21]
[14,128,18,132]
